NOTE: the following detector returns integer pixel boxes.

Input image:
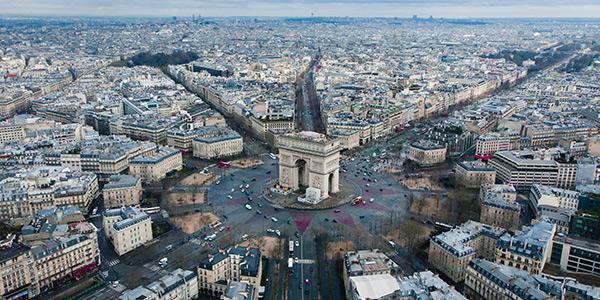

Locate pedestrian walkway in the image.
[296,259,315,264]
[107,259,120,267]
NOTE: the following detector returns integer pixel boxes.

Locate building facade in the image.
[455,161,496,188]
[428,221,506,283]
[407,140,447,167]
[103,175,143,209]
[103,206,153,256]
[495,220,555,275]
[0,239,39,300]
[197,247,262,298]
[129,147,183,182]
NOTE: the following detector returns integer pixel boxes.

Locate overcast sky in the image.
[1,0,599,18]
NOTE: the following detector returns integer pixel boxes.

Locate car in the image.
[359,215,365,219]
[332,219,338,223]
[295,240,299,247]
[227,195,233,199]
[215,180,221,185]
[271,217,278,222]
[324,218,329,222]
[266,229,275,234]
[369,198,374,203]
[275,230,281,236]
[256,210,262,215]
[334,209,341,213]
[257,203,262,207]
[112,281,119,288]
[231,188,235,193]
[294,257,299,263]
[263,215,268,219]
[245,204,252,210]
[241,234,249,240]
[295,232,300,238]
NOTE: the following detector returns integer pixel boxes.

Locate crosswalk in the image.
[106,259,120,267]
[296,259,315,264]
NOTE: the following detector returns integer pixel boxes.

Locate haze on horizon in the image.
[1,0,600,19]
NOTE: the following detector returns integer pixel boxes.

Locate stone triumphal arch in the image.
[277,131,341,200]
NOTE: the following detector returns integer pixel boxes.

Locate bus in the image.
[289,240,294,253]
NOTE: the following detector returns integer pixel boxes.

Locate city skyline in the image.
[1,0,600,18]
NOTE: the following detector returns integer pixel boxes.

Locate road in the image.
[294,53,326,133]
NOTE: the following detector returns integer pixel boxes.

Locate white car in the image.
[231,188,235,193]
[245,184,250,189]
[227,195,233,199]
[245,204,252,210]
[271,217,278,222]
[295,240,299,247]
[369,198,374,203]
[275,230,281,236]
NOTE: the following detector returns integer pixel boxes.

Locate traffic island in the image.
[261,179,357,210]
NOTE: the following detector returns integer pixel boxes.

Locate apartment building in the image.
[197,247,262,298]
[455,161,496,188]
[530,184,579,214]
[192,130,244,159]
[329,129,360,150]
[479,184,520,232]
[31,231,100,290]
[0,93,30,120]
[407,140,447,167]
[103,175,142,209]
[342,249,402,300]
[0,123,24,143]
[0,239,39,300]
[129,147,183,182]
[109,115,177,144]
[428,220,506,283]
[496,219,556,275]
[475,131,521,155]
[465,259,600,300]
[550,235,600,278]
[0,167,99,220]
[120,268,198,300]
[103,206,153,256]
[347,270,465,300]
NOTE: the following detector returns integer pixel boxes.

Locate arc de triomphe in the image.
[276,131,340,199]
